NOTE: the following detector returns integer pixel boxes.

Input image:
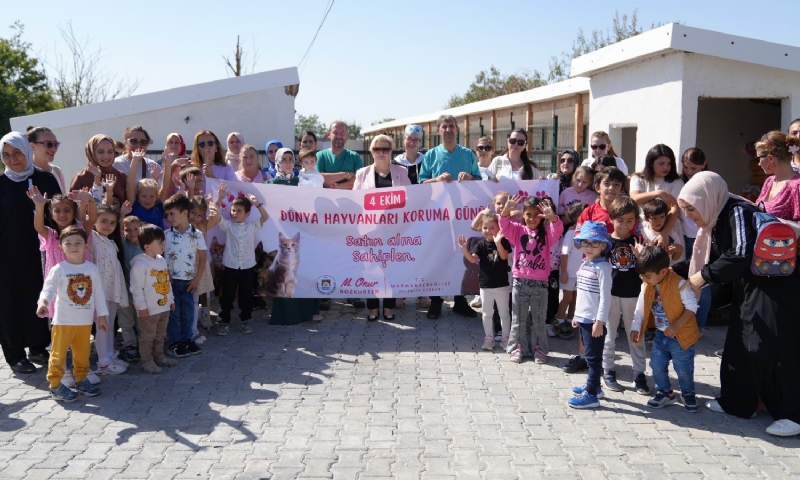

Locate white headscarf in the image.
[0,132,35,182]
[274,147,295,181]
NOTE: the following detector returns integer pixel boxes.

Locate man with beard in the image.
[419,115,481,319]
[317,121,365,309]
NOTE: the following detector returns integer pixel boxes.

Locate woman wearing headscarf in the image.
[225,132,245,172]
[267,148,321,324]
[0,132,62,373]
[676,171,800,437]
[71,135,128,204]
[263,140,297,179]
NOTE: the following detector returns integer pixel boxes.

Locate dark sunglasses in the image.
[372,148,391,154]
[508,138,526,146]
[590,144,607,150]
[559,157,574,164]
[476,146,493,152]
[127,138,150,146]
[198,141,216,148]
[34,141,61,149]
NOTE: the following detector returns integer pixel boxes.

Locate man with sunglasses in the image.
[113,125,163,182]
[419,115,481,319]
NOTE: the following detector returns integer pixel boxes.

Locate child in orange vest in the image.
[630,246,701,412]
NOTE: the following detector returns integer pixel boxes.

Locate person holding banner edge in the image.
[419,115,481,319]
[353,134,411,321]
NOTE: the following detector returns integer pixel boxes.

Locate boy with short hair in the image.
[117,215,143,363]
[130,224,176,374]
[641,198,684,263]
[163,194,207,358]
[215,183,269,335]
[564,166,627,374]
[603,197,649,394]
[37,226,108,402]
[630,246,700,412]
[297,149,324,188]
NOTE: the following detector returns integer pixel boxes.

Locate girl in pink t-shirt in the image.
[558,166,597,218]
[499,194,563,364]
[28,188,97,318]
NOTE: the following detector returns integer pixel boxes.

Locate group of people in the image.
[1,113,800,438]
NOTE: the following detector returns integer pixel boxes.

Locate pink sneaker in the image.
[509,346,522,363]
[534,347,547,364]
[481,336,494,351]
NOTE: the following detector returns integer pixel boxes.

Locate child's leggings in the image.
[94,300,118,367]
[481,286,510,338]
[507,278,548,356]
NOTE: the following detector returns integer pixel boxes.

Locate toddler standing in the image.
[458,211,511,351]
[568,220,612,409]
[500,194,563,364]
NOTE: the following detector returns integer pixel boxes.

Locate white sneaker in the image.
[470,296,481,308]
[96,361,127,375]
[193,334,206,345]
[112,352,130,367]
[546,324,557,337]
[766,419,800,437]
[706,400,724,413]
[86,371,101,385]
[61,370,75,388]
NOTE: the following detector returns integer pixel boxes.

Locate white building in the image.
[11,67,299,182]
[366,24,800,194]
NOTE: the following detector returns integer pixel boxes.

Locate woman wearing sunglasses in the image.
[190,131,238,190]
[353,135,411,321]
[580,131,629,175]
[26,126,66,192]
[487,129,539,181]
[474,136,496,181]
[548,149,580,193]
[113,126,163,182]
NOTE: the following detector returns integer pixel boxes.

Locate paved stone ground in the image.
[0,298,799,479]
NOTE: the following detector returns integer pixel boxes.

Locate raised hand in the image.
[150,163,162,183]
[246,193,261,206]
[184,173,197,190]
[457,234,468,248]
[131,148,146,164]
[102,174,116,191]
[493,231,504,244]
[73,189,93,204]
[86,161,101,176]
[27,186,47,206]
[538,200,556,221]
[120,200,133,217]
[217,183,228,202]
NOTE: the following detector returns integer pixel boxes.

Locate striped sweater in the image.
[574,257,613,324]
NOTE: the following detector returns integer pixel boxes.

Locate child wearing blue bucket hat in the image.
[568,220,612,409]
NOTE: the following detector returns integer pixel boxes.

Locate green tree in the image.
[0,22,60,135]
[446,67,545,108]
[346,121,362,140]
[371,117,395,126]
[295,113,327,138]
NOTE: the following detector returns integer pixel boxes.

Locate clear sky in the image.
[6,0,797,129]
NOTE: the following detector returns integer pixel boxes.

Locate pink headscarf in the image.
[678,171,748,278]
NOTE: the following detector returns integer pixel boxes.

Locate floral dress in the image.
[91,231,129,307]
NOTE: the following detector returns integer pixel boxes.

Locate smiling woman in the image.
[70,134,128,204]
[0,132,62,373]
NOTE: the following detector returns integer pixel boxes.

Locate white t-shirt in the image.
[629,175,686,256]
[39,261,109,326]
[218,218,263,270]
[488,155,540,180]
[114,155,162,182]
[581,156,629,175]
[561,229,584,278]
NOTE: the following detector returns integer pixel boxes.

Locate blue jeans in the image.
[168,280,195,344]
[650,330,695,394]
[577,320,607,396]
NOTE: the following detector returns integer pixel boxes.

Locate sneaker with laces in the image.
[634,373,651,395]
[121,345,140,363]
[215,323,230,336]
[647,390,677,408]
[61,370,76,388]
[562,355,588,374]
[568,392,600,409]
[240,322,253,334]
[682,393,699,413]
[185,340,202,355]
[534,347,547,364]
[481,336,494,351]
[50,384,78,403]
[545,323,557,337]
[193,334,206,345]
[470,296,482,308]
[509,346,522,363]
[96,361,127,375]
[112,353,130,368]
[571,384,605,399]
[603,370,624,392]
[550,318,575,339]
[494,332,502,342]
[168,342,190,358]
[76,378,100,397]
[86,371,101,385]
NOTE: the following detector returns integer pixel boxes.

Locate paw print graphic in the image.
[517,190,530,199]
[237,192,246,198]
[535,190,547,198]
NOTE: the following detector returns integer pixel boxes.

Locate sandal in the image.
[368,309,379,322]
[142,362,162,374]
[383,309,394,321]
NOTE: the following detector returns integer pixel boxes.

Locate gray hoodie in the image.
[392,152,424,185]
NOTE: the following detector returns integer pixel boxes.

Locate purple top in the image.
[211,164,238,182]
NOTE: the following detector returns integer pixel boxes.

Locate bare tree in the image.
[223,35,259,77]
[45,21,140,108]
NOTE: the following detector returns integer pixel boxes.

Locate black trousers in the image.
[367,298,397,310]
[220,266,255,323]
[429,295,468,307]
